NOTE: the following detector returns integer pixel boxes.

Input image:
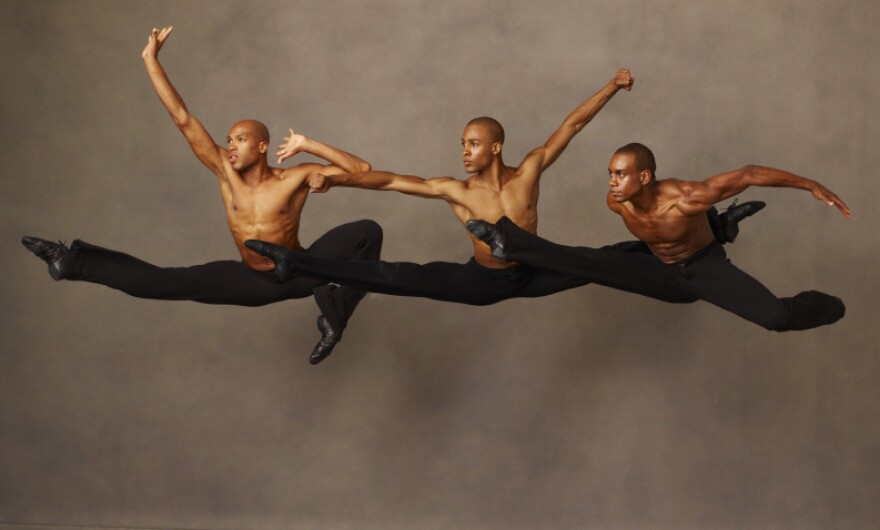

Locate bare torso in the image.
[448,165,540,269]
[609,179,715,264]
[218,165,310,271]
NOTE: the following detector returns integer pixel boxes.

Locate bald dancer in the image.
[246,70,762,330]
[468,143,848,331]
[22,27,382,363]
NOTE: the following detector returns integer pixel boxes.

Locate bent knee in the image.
[354,219,384,255]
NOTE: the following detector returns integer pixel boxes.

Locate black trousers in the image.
[496,216,845,331]
[66,219,383,332]
[271,239,659,306]
[266,208,734,306]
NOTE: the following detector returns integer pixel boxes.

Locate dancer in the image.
[247,70,761,310]
[467,143,848,331]
[22,27,382,364]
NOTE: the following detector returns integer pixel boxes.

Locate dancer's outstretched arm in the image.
[676,165,850,218]
[517,68,634,179]
[142,26,225,178]
[307,171,469,203]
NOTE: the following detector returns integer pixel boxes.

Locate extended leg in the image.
[684,248,845,331]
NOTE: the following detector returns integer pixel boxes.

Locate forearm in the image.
[327,171,400,190]
[744,165,816,191]
[301,138,371,173]
[143,56,191,125]
[564,79,621,132]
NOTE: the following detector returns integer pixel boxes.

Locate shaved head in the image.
[466,116,505,145]
[231,119,270,143]
[614,142,656,176]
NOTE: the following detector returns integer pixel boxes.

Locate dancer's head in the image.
[462,116,504,173]
[226,120,270,171]
[608,143,656,202]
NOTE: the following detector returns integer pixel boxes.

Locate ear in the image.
[640,170,652,185]
[492,142,502,156]
[259,141,268,154]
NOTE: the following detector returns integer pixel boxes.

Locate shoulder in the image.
[274,165,314,186]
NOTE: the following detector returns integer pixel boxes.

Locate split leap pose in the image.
[467,143,848,331]
[246,70,762,328]
[22,27,382,363]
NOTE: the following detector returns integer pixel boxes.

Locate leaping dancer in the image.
[467,143,848,331]
[22,27,383,364]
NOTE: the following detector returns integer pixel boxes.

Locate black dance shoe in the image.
[310,315,342,365]
[244,240,295,282]
[722,199,766,243]
[21,236,71,280]
[465,219,507,261]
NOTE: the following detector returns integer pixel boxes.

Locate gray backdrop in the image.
[2,1,878,529]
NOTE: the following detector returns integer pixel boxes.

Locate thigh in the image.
[306,219,382,261]
[184,261,316,305]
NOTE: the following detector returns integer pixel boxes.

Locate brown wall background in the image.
[2,1,878,529]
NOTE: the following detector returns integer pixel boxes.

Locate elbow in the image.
[357,161,372,173]
[170,111,192,129]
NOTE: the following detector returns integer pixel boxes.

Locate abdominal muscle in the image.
[228,214,302,272]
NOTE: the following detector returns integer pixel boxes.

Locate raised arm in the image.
[275,129,371,174]
[142,27,225,177]
[519,68,634,177]
[307,171,465,201]
[679,165,850,218]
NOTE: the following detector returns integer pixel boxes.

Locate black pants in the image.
[264,208,733,306]
[66,220,383,332]
[270,238,658,306]
[496,216,845,331]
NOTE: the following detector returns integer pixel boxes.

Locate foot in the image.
[465,219,507,261]
[244,240,295,282]
[310,315,342,365]
[721,199,766,243]
[21,236,71,280]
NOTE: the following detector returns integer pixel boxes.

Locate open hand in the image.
[276,128,308,164]
[811,182,851,219]
[307,172,330,193]
[615,68,634,91]
[142,26,173,60]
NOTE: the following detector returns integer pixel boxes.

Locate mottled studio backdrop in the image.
[1,1,878,529]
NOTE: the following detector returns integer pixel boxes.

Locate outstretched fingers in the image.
[814,185,851,219]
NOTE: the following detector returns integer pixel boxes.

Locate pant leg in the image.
[68,240,317,306]
[282,249,517,306]
[498,217,696,303]
[302,220,383,331]
[682,245,845,331]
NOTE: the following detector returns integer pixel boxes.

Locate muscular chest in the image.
[620,206,691,243]
[221,180,305,224]
[463,181,538,222]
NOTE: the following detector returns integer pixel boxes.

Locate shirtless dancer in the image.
[468,143,848,331]
[246,70,761,333]
[21,27,382,363]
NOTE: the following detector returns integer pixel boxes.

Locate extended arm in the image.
[519,68,634,176]
[275,129,371,174]
[307,171,463,201]
[681,165,850,218]
[142,27,224,176]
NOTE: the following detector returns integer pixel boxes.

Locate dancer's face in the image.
[607,153,647,202]
[461,124,498,174]
[226,122,267,171]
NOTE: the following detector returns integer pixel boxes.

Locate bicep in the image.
[179,116,224,175]
[677,169,749,212]
[390,175,461,200]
